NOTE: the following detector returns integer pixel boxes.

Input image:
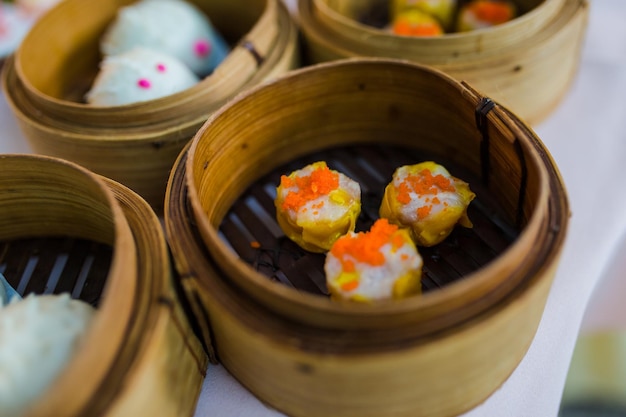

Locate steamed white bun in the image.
[0,293,95,417]
[101,0,230,76]
[86,47,199,106]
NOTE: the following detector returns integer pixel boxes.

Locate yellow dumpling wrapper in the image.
[391,9,444,37]
[275,161,361,253]
[456,0,517,32]
[325,218,423,302]
[380,161,475,247]
[390,0,457,30]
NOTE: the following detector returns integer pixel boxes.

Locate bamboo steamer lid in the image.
[165,58,570,416]
[0,154,207,416]
[298,0,589,125]
[2,0,299,211]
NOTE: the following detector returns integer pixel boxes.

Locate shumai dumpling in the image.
[380,161,475,247]
[390,0,457,30]
[275,161,361,253]
[325,218,423,302]
[456,0,517,32]
[391,9,445,37]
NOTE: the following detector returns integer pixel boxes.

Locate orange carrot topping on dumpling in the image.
[380,161,475,247]
[456,0,516,32]
[392,9,444,37]
[325,219,423,302]
[390,0,457,30]
[275,161,361,253]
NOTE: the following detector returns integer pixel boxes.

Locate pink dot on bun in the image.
[137,78,151,88]
[193,39,211,57]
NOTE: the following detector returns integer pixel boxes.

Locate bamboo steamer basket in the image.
[298,0,589,125]
[2,0,299,211]
[164,59,569,417]
[0,154,207,416]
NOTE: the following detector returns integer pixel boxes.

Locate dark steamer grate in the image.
[0,238,113,306]
[220,144,518,297]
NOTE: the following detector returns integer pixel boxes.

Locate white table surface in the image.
[1,1,625,416]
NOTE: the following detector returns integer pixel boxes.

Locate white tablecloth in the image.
[1,1,625,416]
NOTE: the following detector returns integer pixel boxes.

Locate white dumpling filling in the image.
[0,293,95,417]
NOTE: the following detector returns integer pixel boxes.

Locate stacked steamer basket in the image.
[165,58,570,417]
[0,154,206,416]
[1,0,299,211]
[298,0,589,125]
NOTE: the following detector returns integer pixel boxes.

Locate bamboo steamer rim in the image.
[93,177,207,416]
[2,0,298,138]
[1,1,298,211]
[12,0,284,127]
[165,138,569,417]
[307,0,566,54]
[0,154,138,417]
[166,117,568,345]
[0,154,205,415]
[4,1,297,136]
[298,0,589,126]
[301,0,573,60]
[96,178,170,410]
[164,143,219,362]
[183,58,564,329]
[1,58,201,140]
[2,55,206,140]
